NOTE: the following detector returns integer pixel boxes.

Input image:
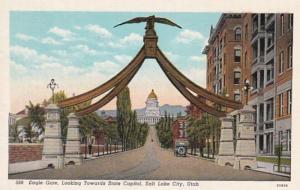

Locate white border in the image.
[0,0,299,189]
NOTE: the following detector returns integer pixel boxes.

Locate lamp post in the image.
[47,78,59,103]
[97,135,100,157]
[84,136,87,159]
[243,79,251,105]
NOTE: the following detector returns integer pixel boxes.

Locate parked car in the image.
[174,140,188,157]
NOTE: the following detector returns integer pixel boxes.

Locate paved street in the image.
[9,127,289,180]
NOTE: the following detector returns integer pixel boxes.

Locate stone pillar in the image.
[64,113,83,165]
[41,104,64,169]
[233,105,257,170]
[216,116,234,166]
[256,135,260,154]
[263,133,267,153]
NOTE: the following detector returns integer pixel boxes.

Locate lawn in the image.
[257,157,291,165]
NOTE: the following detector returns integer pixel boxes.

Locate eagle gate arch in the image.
[42,16,256,170]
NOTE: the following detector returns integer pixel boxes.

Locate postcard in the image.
[0,0,298,190]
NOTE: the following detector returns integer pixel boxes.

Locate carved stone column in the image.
[64,113,83,165]
[216,115,234,166]
[41,104,64,169]
[233,105,257,170]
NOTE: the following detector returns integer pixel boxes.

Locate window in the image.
[266,98,274,121]
[288,45,293,68]
[288,14,293,29]
[234,93,241,101]
[267,62,274,82]
[235,27,241,41]
[259,70,264,88]
[279,51,284,74]
[288,90,292,114]
[280,14,284,35]
[245,24,248,40]
[234,49,241,62]
[259,103,264,124]
[252,15,258,32]
[260,14,265,29]
[234,71,241,84]
[279,131,283,145]
[287,130,291,151]
[219,79,222,92]
[179,130,184,138]
[252,72,258,90]
[279,93,284,116]
[244,52,247,66]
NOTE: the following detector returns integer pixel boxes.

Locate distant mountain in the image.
[96,104,187,118]
[159,104,187,116]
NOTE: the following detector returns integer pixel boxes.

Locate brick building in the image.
[203,13,292,156]
[186,96,206,118]
[203,14,243,102]
[172,117,188,147]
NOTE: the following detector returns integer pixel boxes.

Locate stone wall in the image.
[9,143,122,163]
[9,144,43,163]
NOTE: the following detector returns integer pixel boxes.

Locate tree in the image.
[156,113,173,148]
[9,124,21,143]
[275,144,283,172]
[23,123,37,143]
[187,115,206,156]
[26,101,45,135]
[116,87,132,151]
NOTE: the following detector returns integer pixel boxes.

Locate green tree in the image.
[156,113,173,148]
[26,101,45,135]
[9,124,21,143]
[187,115,206,156]
[116,87,132,151]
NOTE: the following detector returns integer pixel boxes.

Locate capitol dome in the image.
[147,89,158,99]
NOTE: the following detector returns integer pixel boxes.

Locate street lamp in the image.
[243,79,252,105]
[47,78,59,103]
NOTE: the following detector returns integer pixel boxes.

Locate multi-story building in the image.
[245,14,277,155]
[204,14,243,103]
[274,13,293,156]
[203,13,292,156]
[172,117,188,147]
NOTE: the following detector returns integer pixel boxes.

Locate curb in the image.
[84,146,145,162]
[187,153,215,162]
[251,168,291,178]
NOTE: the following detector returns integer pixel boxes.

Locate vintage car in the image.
[174,140,188,157]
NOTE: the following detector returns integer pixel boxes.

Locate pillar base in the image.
[233,156,257,170]
[64,154,83,166]
[216,155,234,166]
[41,155,64,169]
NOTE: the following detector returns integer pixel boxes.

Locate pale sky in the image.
[10,12,220,113]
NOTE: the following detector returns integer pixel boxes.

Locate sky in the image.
[10,12,221,113]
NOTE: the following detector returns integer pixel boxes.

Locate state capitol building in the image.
[137,89,161,125]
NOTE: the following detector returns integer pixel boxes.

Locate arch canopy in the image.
[58,23,242,117]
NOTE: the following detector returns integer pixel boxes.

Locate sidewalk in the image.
[186,150,290,178]
[253,161,290,177]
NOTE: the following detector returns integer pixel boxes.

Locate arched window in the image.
[235,27,241,41]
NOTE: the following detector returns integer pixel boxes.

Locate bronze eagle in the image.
[114,15,182,31]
